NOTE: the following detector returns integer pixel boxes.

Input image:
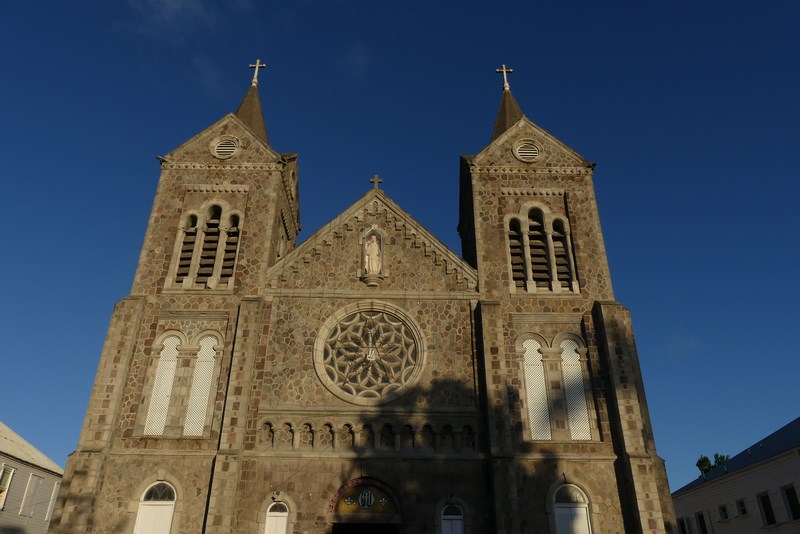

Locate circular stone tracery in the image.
[314,303,424,406]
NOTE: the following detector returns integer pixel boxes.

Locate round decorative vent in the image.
[210,136,239,159]
[313,302,425,406]
[513,139,541,162]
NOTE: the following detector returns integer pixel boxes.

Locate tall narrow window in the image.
[265,502,289,534]
[219,214,240,284]
[783,484,800,521]
[441,504,465,534]
[20,474,44,517]
[560,339,591,440]
[695,512,708,534]
[196,205,222,286]
[183,335,218,436]
[133,483,176,534]
[46,481,60,521]
[758,492,777,526]
[552,219,576,290]
[508,218,526,290]
[527,209,551,289]
[144,336,180,436]
[554,485,592,534]
[0,465,14,510]
[175,214,197,284]
[523,338,551,440]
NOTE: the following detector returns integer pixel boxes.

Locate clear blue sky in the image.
[1,0,798,492]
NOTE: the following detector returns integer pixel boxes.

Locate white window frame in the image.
[0,465,15,510]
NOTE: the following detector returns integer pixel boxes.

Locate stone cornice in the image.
[185,184,250,193]
[163,162,283,171]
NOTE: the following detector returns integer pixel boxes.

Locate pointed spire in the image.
[235,59,269,144]
[491,64,524,141]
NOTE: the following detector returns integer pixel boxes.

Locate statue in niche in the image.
[364,234,382,275]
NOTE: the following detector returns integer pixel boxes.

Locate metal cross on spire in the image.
[496,64,513,91]
[249,59,267,87]
[370,174,383,190]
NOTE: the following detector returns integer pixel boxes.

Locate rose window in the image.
[314,303,424,405]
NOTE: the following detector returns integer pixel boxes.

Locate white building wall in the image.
[673,450,800,534]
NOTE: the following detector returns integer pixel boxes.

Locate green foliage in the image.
[696,452,730,474]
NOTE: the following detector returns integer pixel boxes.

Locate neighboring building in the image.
[50,64,676,533]
[0,421,63,534]
[672,417,800,534]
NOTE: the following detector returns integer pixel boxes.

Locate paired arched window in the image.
[441,504,465,534]
[553,485,592,534]
[265,502,289,534]
[144,333,221,437]
[506,205,577,293]
[170,204,242,290]
[520,334,594,441]
[132,482,176,534]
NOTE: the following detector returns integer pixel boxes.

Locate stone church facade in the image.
[50,67,676,534]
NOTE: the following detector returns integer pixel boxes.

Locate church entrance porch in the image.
[332,523,400,534]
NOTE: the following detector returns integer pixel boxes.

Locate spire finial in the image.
[496,64,513,91]
[370,174,383,190]
[249,58,267,87]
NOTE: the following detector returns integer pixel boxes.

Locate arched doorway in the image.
[328,478,401,533]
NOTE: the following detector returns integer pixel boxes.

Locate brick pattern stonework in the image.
[49,89,675,533]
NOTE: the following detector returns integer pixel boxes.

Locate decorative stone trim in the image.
[471,166,592,175]
[184,184,250,193]
[501,188,565,197]
[162,162,282,171]
[158,310,230,320]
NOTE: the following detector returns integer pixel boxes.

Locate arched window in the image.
[133,482,176,534]
[552,219,576,291]
[523,338,552,440]
[168,204,243,290]
[183,335,218,436]
[441,504,464,534]
[265,502,289,534]
[553,485,592,534]
[175,214,198,284]
[144,336,180,436]
[527,208,551,289]
[507,218,526,290]
[220,213,240,284]
[560,339,591,440]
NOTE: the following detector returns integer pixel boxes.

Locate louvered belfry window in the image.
[170,204,243,289]
[508,218,526,289]
[196,205,222,286]
[527,208,551,289]
[552,219,574,289]
[506,205,578,293]
[219,214,239,284]
[175,215,198,284]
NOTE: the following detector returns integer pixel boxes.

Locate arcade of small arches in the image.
[257,420,477,453]
[129,478,594,534]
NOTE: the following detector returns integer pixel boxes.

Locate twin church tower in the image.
[50,62,676,533]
